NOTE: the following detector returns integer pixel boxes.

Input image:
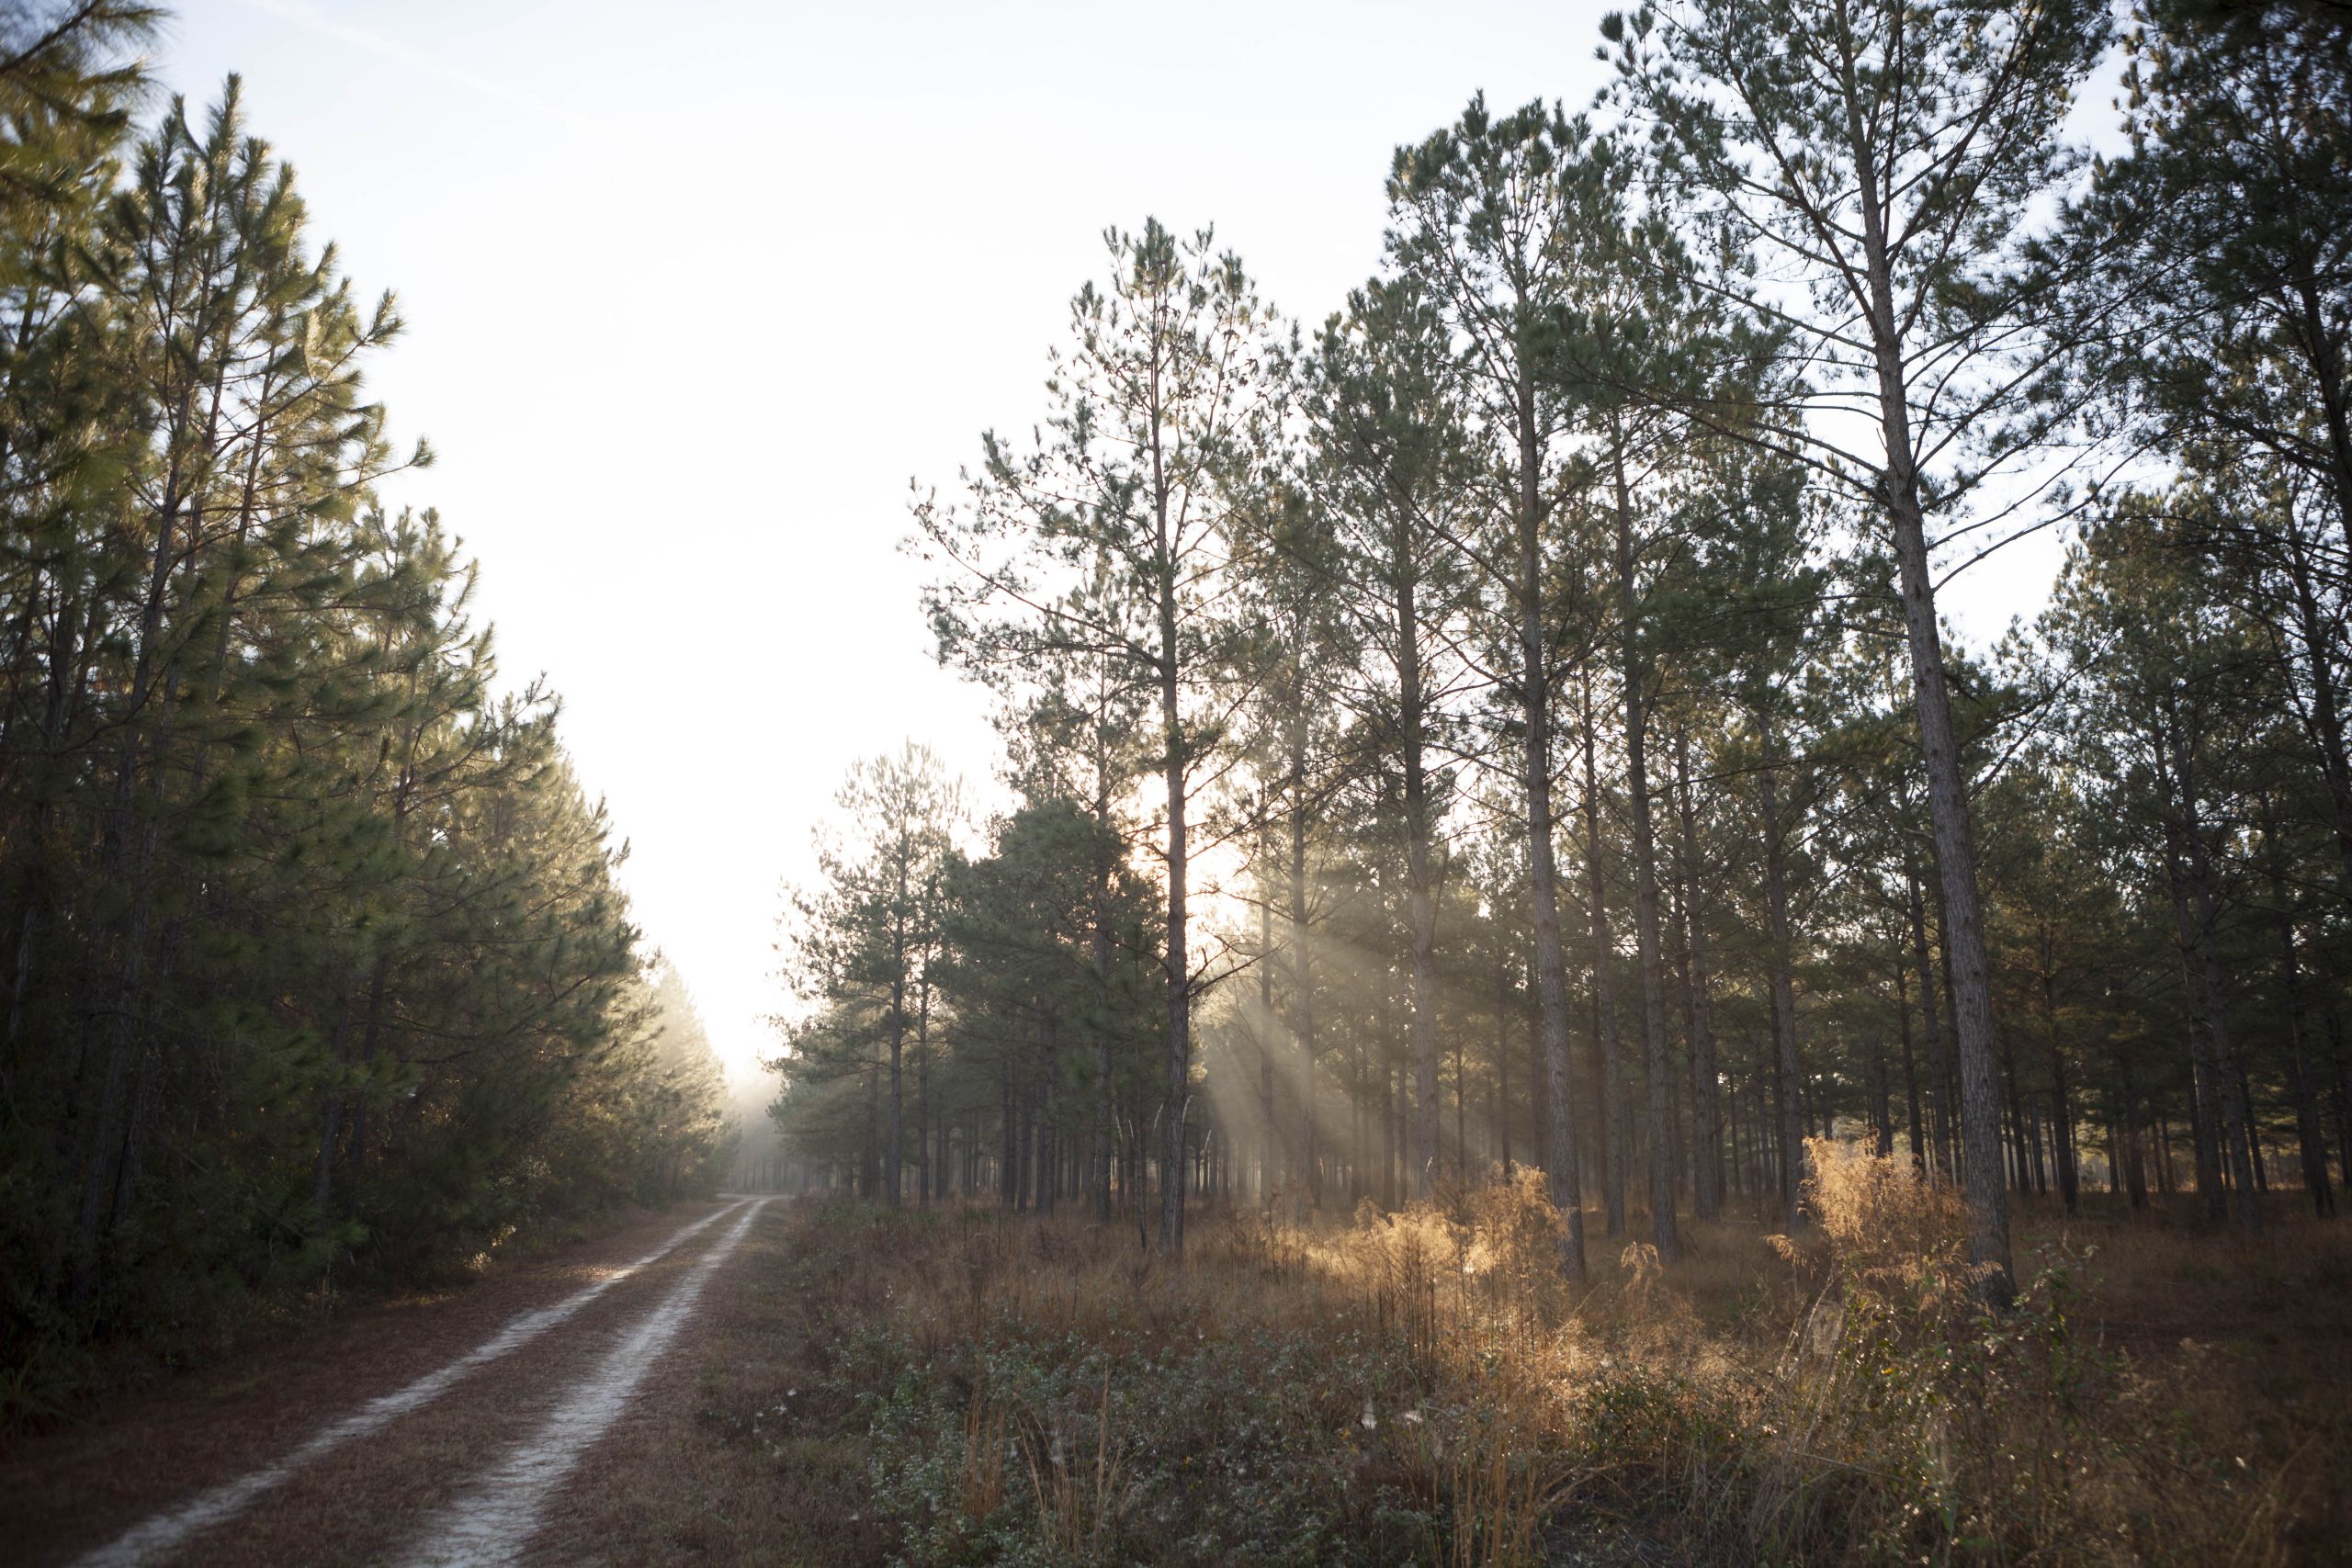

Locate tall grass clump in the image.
[1580,1139,2313,1562]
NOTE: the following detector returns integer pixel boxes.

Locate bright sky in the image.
[153,0,2067,1084]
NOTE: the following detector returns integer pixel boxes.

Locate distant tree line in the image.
[774,0,2349,1298]
[0,4,728,1388]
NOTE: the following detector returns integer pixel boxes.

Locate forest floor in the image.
[5,1164,2346,1566]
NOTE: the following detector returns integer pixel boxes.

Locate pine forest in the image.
[4,2,2349,1564]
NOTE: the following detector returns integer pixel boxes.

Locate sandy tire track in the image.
[396,1198,769,1566]
[510,1199,866,1567]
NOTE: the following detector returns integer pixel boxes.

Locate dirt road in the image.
[5,1197,790,1567]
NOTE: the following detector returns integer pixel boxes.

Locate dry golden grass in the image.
[729,1148,2348,1566]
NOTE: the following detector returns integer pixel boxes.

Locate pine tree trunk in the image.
[1612,446,1678,1261]
[1093,775,1118,1224]
[2166,866,2228,1214]
[1672,730,1723,1217]
[1526,961,1548,1174]
[1396,548,1442,1201]
[888,968,905,1211]
[1729,1074,1746,1201]
[1000,1066,1018,1209]
[2052,1070,2079,1214]
[1894,953,1928,1179]
[2001,1042,2027,1194]
[2328,1004,2352,1193]
[1255,884,1275,1206]
[2267,818,2337,1217]
[2275,523,2352,909]
[2168,720,2262,1233]
[1289,795,1317,1224]
[1512,370,1584,1276]
[2132,1114,2154,1207]
[2285,986,2336,1218]
[1155,449,1190,1259]
[1038,1024,1057,1217]
[1758,760,1805,1228]
[1498,959,1513,1176]
[1581,679,1627,1238]
[1871,1039,1894,1158]
[1849,141,2013,1291]
[1906,870,1950,1183]
[916,967,933,1206]
[2241,1062,2268,1195]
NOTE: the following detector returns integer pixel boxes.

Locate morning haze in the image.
[5,2,2344,1562]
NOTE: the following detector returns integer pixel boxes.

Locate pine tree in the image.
[1388,98,1607,1277]
[0,58,724,1371]
[1606,0,2114,1297]
[916,220,1283,1256]
[781,745,960,1207]
[1301,275,1478,1206]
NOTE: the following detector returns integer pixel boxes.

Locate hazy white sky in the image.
[153,0,2065,1083]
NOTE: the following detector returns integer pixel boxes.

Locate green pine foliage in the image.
[773,0,2352,1307]
[0,8,724,1408]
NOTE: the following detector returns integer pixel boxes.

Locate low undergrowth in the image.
[764,1144,2339,1565]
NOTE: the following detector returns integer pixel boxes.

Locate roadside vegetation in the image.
[713,1151,2344,1566]
[0,6,731,1428]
